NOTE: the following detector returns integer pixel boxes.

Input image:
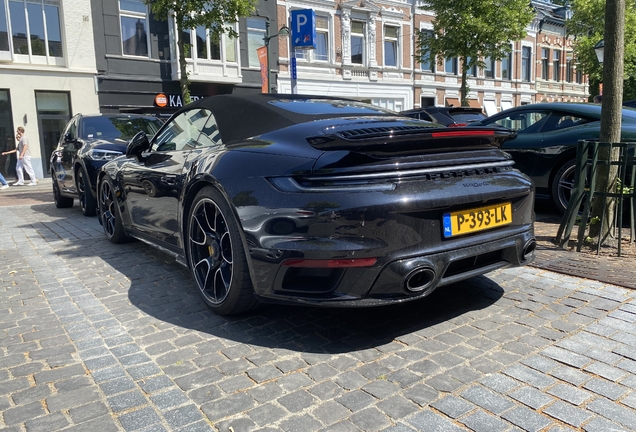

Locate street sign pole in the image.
[291,56,298,94]
[290,9,316,96]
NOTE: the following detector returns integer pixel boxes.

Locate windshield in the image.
[81,116,163,142]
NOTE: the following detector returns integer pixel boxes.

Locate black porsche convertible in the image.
[97,94,536,315]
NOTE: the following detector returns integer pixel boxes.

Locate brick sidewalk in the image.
[1,203,636,431]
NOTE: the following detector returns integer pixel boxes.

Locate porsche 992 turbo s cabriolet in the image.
[97,94,536,315]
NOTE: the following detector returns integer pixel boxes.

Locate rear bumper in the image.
[253,224,534,307]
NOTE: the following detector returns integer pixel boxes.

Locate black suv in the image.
[400,106,486,126]
[51,114,163,216]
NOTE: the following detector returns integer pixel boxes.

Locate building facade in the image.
[272,0,589,113]
[0,0,588,180]
[91,0,279,114]
[0,0,99,179]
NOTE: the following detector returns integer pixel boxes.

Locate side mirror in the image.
[64,133,74,143]
[126,131,150,159]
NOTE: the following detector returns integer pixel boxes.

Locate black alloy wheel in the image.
[77,167,97,216]
[52,175,73,208]
[187,187,257,315]
[98,177,128,243]
[552,159,578,214]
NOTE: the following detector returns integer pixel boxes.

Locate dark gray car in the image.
[51,114,163,216]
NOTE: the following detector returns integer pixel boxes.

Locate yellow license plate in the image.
[443,202,512,238]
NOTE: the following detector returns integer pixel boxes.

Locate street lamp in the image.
[594,39,604,64]
[264,21,290,93]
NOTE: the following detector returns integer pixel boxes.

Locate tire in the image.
[551,159,578,214]
[52,175,74,208]
[77,167,97,216]
[186,187,258,315]
[98,176,129,243]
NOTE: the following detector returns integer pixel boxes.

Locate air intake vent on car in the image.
[337,126,434,140]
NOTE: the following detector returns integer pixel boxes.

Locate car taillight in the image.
[431,130,495,137]
[449,123,467,127]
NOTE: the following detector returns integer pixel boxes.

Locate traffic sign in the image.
[290,9,316,49]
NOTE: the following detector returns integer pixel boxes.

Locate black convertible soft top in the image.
[173,93,399,143]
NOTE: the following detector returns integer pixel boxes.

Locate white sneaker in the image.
[28,182,38,186]
[12,182,24,186]
[0,185,9,190]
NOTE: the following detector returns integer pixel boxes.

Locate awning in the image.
[484,100,498,117]
[501,101,513,111]
[467,99,481,109]
[445,97,461,107]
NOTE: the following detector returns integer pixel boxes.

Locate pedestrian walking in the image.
[1,127,37,186]
[0,172,8,189]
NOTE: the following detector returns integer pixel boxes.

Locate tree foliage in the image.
[417,0,534,106]
[146,0,257,103]
[567,0,636,99]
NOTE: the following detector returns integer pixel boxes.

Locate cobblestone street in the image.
[2,200,636,431]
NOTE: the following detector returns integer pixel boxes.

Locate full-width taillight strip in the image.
[431,130,495,137]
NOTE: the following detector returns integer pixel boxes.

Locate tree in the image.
[567,0,636,100]
[568,0,630,247]
[416,0,534,106]
[146,0,257,104]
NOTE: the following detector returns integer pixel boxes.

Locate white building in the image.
[0,0,99,179]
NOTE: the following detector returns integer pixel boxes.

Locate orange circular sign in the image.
[155,93,168,107]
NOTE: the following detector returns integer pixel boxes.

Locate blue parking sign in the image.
[291,9,316,49]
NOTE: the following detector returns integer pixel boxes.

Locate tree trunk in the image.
[460,61,469,106]
[589,0,625,242]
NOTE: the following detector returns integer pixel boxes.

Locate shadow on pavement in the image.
[20,203,505,355]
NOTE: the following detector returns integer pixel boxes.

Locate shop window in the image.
[4,0,63,60]
[351,20,365,65]
[553,50,561,81]
[119,0,150,57]
[247,17,265,68]
[522,46,531,82]
[35,91,71,175]
[383,25,398,67]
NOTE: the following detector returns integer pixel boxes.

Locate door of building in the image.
[0,89,16,179]
[35,91,71,176]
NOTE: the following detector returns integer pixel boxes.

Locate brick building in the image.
[272,0,589,113]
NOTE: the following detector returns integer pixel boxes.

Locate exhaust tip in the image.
[522,240,537,261]
[404,267,436,293]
